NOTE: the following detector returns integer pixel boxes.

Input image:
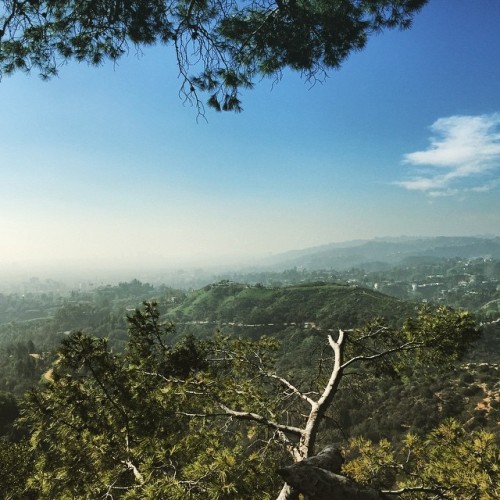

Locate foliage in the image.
[0,0,427,112]
[0,280,184,395]
[0,391,19,436]
[399,305,479,367]
[18,301,285,498]
[331,360,500,445]
[0,339,52,395]
[0,438,34,500]
[343,419,499,498]
[11,300,482,498]
[0,279,491,454]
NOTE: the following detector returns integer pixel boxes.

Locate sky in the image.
[1,0,500,278]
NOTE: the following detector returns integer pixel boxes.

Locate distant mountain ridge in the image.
[262,236,500,271]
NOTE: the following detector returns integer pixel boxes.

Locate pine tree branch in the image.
[382,485,448,496]
[341,340,424,369]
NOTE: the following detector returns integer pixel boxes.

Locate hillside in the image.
[165,282,417,381]
[167,281,416,331]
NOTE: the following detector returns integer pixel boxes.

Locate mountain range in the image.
[260,236,500,271]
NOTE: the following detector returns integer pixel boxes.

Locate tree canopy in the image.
[0,0,427,111]
[5,300,489,499]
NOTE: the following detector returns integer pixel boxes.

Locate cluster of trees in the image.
[0,280,186,395]
[2,299,498,498]
[0,290,62,324]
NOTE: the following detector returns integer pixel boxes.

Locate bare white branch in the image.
[219,403,303,437]
[266,372,316,407]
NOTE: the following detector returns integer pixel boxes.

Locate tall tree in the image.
[16,301,478,499]
[0,0,427,111]
[19,303,286,498]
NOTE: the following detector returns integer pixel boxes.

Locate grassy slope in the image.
[167,282,415,329]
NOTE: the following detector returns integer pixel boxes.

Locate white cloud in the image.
[428,188,460,198]
[396,113,500,196]
[470,179,500,193]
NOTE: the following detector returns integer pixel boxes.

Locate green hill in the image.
[166,282,417,380]
[167,281,416,331]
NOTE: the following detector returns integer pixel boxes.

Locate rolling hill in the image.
[166,281,416,332]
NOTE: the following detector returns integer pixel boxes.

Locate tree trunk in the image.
[278,446,390,500]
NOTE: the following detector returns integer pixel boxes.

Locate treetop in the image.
[0,0,428,112]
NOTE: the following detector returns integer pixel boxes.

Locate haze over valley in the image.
[2,2,500,286]
[1,234,499,292]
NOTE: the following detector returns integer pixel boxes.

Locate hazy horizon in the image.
[1,2,500,279]
[1,233,499,288]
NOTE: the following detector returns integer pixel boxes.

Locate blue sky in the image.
[1,0,500,275]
